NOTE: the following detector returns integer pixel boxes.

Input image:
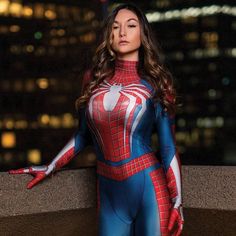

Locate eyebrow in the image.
[113,18,139,24]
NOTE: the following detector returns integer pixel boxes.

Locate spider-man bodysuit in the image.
[10,59,183,236]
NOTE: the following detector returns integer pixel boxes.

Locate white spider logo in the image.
[88,80,152,153]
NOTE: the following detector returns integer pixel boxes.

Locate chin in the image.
[115,48,137,55]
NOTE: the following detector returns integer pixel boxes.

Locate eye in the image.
[112,25,119,29]
[128,25,137,28]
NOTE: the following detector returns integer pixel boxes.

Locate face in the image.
[110,9,141,61]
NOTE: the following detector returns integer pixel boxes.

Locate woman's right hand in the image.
[8,165,53,189]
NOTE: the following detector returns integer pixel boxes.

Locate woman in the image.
[9,3,184,236]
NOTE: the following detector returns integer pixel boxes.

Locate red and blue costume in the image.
[9,59,183,236]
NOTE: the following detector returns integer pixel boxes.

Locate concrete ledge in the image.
[0,166,235,235]
[0,168,97,217]
[182,165,236,210]
[0,209,97,236]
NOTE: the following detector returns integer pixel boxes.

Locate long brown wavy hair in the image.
[76,3,177,115]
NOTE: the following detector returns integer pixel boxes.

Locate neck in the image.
[111,58,139,84]
[115,58,138,73]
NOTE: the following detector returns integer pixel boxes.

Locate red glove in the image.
[9,165,51,189]
[9,137,78,189]
[168,205,184,236]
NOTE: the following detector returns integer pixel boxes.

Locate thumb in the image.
[27,173,46,189]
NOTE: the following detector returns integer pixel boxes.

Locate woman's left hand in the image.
[168,205,184,236]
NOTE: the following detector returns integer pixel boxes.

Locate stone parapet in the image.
[0,166,235,235]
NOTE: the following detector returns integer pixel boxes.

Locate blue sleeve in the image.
[74,107,91,153]
[154,103,176,171]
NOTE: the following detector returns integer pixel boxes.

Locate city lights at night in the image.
[0,0,235,171]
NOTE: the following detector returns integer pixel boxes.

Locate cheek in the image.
[133,30,141,46]
[111,32,119,47]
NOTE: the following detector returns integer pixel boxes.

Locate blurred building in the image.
[0,0,235,171]
[144,0,236,165]
[0,0,102,170]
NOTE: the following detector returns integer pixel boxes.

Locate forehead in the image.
[114,9,139,22]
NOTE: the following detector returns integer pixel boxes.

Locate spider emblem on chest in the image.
[89,80,151,113]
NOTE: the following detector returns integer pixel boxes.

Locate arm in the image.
[155,103,184,235]
[9,71,92,189]
[9,107,91,188]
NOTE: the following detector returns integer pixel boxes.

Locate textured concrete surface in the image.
[183,208,236,236]
[0,166,235,235]
[0,209,97,236]
[0,208,235,236]
[0,168,96,217]
[182,166,236,210]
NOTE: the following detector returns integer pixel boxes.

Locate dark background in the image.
[0,0,235,171]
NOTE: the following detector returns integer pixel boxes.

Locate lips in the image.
[119,40,129,45]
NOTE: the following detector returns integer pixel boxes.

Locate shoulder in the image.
[140,78,155,95]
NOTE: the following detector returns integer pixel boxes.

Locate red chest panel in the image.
[87,80,151,162]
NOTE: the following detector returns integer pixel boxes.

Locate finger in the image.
[27,173,45,189]
[168,209,178,231]
[175,221,183,236]
[9,168,30,174]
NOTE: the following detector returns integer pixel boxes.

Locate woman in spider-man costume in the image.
[9,3,184,236]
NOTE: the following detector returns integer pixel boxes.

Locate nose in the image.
[119,25,126,37]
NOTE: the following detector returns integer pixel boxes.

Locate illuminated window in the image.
[216,117,224,127]
[184,32,199,43]
[9,1,22,17]
[177,118,186,127]
[181,17,197,24]
[83,10,95,22]
[25,44,34,53]
[28,149,41,164]
[36,78,49,89]
[57,28,65,36]
[22,4,33,18]
[156,0,170,8]
[34,3,44,19]
[5,118,14,129]
[50,116,61,128]
[44,4,56,20]
[10,45,21,54]
[1,132,16,148]
[208,89,216,99]
[62,113,74,128]
[9,24,20,32]
[34,31,43,40]
[201,32,218,48]
[15,120,28,129]
[25,79,35,92]
[39,114,50,126]
[80,32,96,43]
[0,0,10,16]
